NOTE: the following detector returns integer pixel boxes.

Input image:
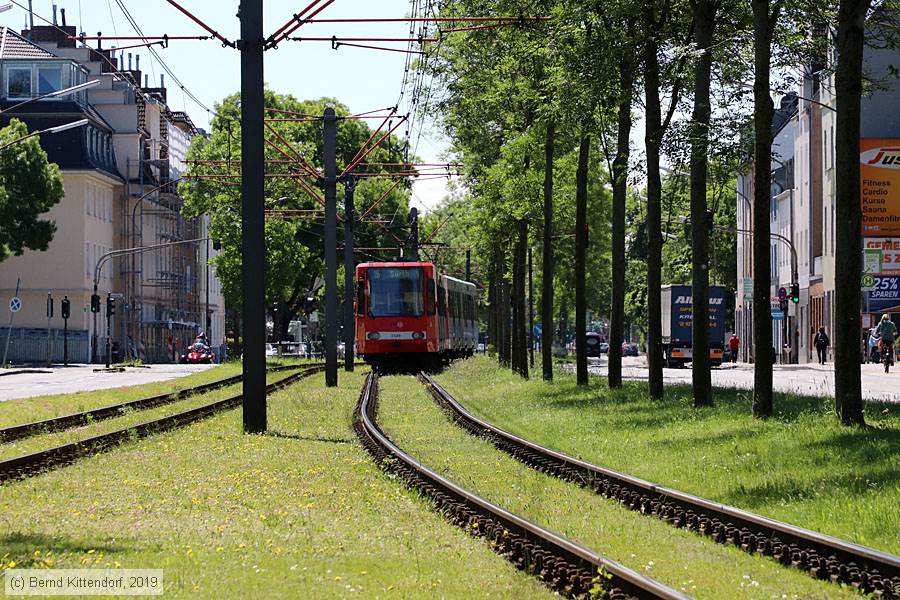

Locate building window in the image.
[37,67,61,95]
[7,67,31,98]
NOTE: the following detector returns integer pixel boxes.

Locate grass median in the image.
[0,358,320,430]
[377,374,860,599]
[433,356,900,556]
[0,368,550,599]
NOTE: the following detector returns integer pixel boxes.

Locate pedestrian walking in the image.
[814,327,829,365]
[728,333,740,363]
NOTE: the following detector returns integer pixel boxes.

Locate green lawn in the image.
[0,369,550,599]
[433,357,900,556]
[377,374,857,599]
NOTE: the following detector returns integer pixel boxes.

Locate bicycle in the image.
[880,339,894,373]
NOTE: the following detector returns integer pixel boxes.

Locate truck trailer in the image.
[660,284,728,368]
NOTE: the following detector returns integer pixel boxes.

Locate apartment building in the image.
[736,18,900,363]
[0,17,224,363]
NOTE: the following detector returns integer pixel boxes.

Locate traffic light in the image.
[790,283,800,304]
[779,299,789,313]
[61,297,70,320]
[90,293,100,313]
[706,208,715,235]
[106,294,115,318]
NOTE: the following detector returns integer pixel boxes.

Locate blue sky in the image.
[0,0,451,210]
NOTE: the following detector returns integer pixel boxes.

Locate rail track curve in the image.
[419,372,900,599]
[354,372,689,600]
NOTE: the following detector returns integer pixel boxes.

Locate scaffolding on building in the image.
[119,88,202,363]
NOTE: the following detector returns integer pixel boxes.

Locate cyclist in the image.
[875,314,897,366]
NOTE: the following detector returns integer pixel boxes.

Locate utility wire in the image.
[112,0,216,118]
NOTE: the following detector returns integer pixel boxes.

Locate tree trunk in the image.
[512,239,521,371]
[690,0,716,408]
[575,131,591,385]
[609,64,634,390]
[643,11,665,400]
[751,0,779,418]
[541,120,556,381]
[515,219,530,378]
[834,0,870,426]
[559,297,569,348]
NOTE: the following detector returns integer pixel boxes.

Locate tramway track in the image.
[354,373,688,600]
[0,366,323,483]
[418,372,900,598]
[0,363,313,444]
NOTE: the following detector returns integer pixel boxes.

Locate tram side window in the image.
[356,278,365,316]
[425,278,436,315]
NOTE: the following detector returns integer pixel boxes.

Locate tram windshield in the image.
[367,267,424,317]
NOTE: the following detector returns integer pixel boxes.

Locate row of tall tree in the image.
[428,0,899,426]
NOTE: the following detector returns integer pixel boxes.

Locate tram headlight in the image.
[367,332,381,341]
[412,331,425,340]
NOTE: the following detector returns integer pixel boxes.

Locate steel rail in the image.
[419,373,900,598]
[0,364,309,444]
[354,373,688,600]
[0,366,323,483]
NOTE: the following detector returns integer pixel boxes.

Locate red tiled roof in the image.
[0,27,58,60]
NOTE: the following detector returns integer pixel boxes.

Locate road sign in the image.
[743,277,752,300]
[777,286,787,302]
[772,309,785,321]
[864,248,882,274]
[9,297,21,313]
[863,273,876,290]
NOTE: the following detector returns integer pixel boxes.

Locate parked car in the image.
[622,342,639,357]
[599,342,610,354]
[585,332,603,357]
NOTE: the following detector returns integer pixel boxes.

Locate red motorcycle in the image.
[180,343,214,364]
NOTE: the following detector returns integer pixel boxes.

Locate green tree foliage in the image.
[181,92,412,339]
[0,119,64,261]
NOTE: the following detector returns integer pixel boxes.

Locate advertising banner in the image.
[861,139,900,237]
[865,275,900,313]
[863,238,900,274]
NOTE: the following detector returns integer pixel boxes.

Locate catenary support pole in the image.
[465,248,471,281]
[323,107,338,387]
[409,207,419,259]
[240,0,267,432]
[343,175,357,372]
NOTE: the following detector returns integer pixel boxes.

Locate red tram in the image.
[355,261,477,368]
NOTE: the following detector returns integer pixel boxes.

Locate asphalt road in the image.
[581,356,900,402]
[0,364,218,402]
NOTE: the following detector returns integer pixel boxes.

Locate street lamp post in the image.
[0,119,89,151]
[0,79,100,116]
